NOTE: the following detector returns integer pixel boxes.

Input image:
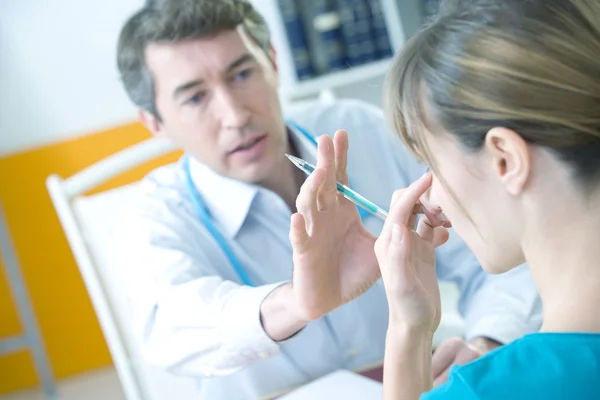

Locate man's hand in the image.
[289,131,380,321]
[432,337,502,386]
[260,283,309,341]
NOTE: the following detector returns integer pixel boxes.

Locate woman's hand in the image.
[374,173,450,334]
[289,130,380,321]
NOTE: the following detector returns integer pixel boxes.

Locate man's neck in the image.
[260,132,305,212]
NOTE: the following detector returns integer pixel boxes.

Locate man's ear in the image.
[268,44,278,72]
[484,127,531,195]
[267,44,280,87]
[138,109,165,137]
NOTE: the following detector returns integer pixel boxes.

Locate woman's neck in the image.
[524,192,600,333]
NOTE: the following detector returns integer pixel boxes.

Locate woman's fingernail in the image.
[392,224,403,243]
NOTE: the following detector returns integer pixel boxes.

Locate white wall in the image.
[0,0,144,157]
[0,0,387,158]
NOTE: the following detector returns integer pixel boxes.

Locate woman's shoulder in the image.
[422,333,600,400]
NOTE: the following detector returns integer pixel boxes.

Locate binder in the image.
[312,0,347,72]
[366,0,393,59]
[422,0,442,24]
[277,0,316,80]
[336,0,378,66]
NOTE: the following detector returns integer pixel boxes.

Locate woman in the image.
[289,0,600,398]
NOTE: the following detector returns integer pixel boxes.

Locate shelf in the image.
[278,57,393,100]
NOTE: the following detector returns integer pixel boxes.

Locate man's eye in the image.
[185,93,204,105]
[234,68,252,81]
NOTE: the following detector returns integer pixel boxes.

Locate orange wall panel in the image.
[0,122,181,394]
[0,352,39,394]
[0,260,22,338]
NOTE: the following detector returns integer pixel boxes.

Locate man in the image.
[114,0,542,398]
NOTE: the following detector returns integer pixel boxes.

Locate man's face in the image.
[141,29,288,183]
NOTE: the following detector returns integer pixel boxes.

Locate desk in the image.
[265,336,447,399]
[262,362,383,400]
[358,365,384,383]
[261,281,463,399]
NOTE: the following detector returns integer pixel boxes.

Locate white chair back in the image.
[47,137,203,400]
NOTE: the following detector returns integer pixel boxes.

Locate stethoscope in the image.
[182,121,370,378]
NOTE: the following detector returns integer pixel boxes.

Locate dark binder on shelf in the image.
[422,0,442,24]
[277,0,316,80]
[311,0,347,73]
[336,0,378,67]
[366,0,393,59]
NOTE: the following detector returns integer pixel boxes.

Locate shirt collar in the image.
[187,123,317,238]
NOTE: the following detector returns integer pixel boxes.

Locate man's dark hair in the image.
[117,0,270,119]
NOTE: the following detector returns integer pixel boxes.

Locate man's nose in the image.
[216,87,251,129]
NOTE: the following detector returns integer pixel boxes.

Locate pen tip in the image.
[284,153,306,169]
[285,153,300,163]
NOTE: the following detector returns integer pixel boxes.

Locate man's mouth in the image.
[230,135,267,154]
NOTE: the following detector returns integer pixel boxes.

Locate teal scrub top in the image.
[422,333,600,399]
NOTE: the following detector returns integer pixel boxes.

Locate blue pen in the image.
[285,154,389,221]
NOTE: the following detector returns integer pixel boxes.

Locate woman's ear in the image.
[484,127,531,195]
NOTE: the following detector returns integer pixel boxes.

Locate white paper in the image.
[278,369,383,400]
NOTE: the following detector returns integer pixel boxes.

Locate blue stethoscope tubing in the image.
[183,121,369,378]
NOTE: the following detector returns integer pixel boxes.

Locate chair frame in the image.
[46,137,177,400]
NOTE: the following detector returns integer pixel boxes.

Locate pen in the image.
[285,154,389,221]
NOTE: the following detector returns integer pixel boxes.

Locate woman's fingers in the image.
[379,179,430,254]
[382,174,432,242]
[386,223,411,275]
[416,215,435,243]
[432,227,450,247]
[392,173,433,227]
[333,130,350,186]
[407,203,422,230]
[375,223,417,298]
[316,135,338,211]
[420,189,451,228]
[416,215,450,247]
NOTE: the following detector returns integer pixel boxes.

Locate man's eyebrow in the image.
[173,80,203,100]
[172,54,256,100]
[226,53,255,72]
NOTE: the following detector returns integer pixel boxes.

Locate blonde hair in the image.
[384,0,600,192]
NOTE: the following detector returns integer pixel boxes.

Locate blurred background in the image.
[0,0,440,398]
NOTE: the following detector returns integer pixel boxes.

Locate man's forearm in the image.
[461,264,542,344]
[260,283,309,341]
[384,326,433,400]
[468,336,502,352]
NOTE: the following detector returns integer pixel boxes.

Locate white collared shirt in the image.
[117,99,542,399]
